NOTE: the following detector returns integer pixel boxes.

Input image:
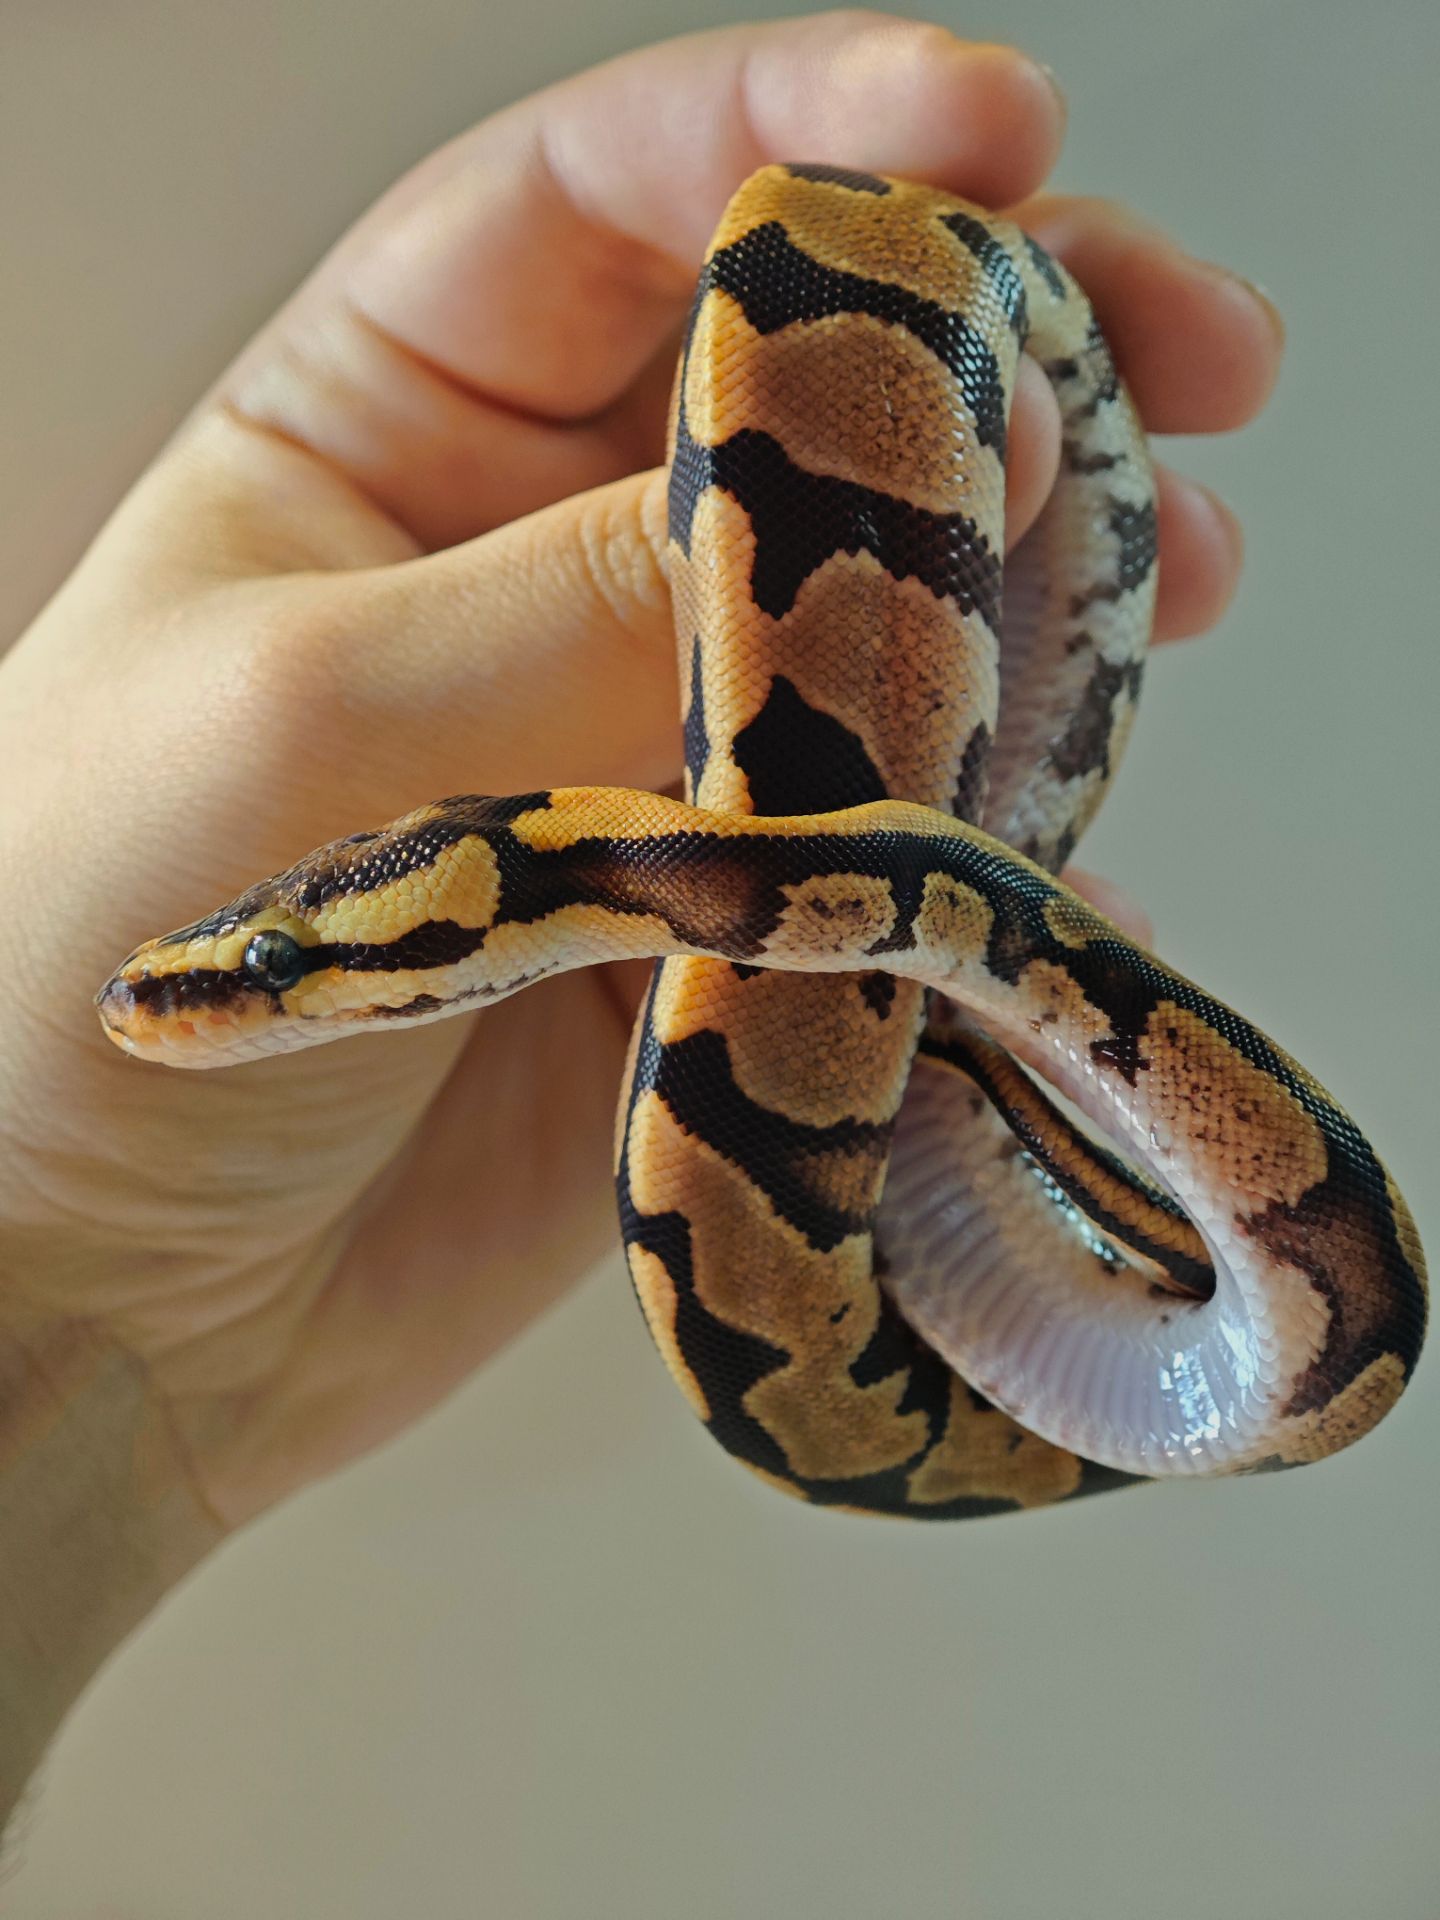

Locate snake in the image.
[97,165,1427,1517]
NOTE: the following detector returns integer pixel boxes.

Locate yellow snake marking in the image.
[308,834,502,942]
[911,872,996,967]
[653,962,918,1132]
[683,288,999,513]
[1141,1004,1330,1210]
[1041,892,1115,951]
[764,872,901,963]
[1261,1353,1409,1466]
[627,1092,928,1480]
[128,905,312,980]
[905,1376,1084,1509]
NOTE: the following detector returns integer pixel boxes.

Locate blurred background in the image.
[3,2,1437,1915]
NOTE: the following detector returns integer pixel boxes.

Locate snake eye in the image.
[243,929,306,993]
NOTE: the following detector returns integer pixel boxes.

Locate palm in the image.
[177,969,639,1525]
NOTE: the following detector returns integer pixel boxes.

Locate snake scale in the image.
[98,166,1426,1517]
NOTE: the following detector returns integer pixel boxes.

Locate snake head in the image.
[94,795,538,1067]
[96,899,342,1068]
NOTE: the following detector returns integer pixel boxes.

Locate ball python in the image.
[97,164,1427,1517]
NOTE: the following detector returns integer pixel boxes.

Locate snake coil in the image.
[98,168,1427,1518]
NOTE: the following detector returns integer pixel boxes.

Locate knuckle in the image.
[576,473,670,637]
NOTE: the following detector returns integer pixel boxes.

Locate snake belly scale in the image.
[98,166,1427,1518]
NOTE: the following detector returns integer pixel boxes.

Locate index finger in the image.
[217,13,1066,548]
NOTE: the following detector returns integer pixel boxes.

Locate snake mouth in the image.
[94,965,287,1066]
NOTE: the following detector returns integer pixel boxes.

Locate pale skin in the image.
[0,13,1284,1822]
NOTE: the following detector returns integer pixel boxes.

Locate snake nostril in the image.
[94,974,135,1028]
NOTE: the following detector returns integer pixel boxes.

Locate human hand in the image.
[0,12,1282,1795]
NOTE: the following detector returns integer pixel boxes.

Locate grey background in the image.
[3,1,1437,1915]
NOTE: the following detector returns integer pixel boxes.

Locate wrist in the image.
[0,1307,222,1824]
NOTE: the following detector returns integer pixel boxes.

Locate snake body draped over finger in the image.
[96,167,1427,1517]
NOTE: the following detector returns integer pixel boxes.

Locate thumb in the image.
[307,464,684,806]
[171,351,1061,827]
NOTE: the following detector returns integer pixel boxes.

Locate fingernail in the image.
[1032,55,1067,121]
[1198,261,1286,349]
[1238,275,1286,349]
[1196,480,1245,572]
